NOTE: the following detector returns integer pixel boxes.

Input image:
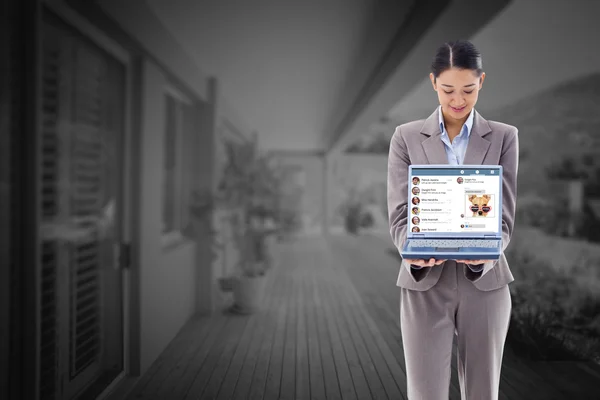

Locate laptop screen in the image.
[408,166,501,235]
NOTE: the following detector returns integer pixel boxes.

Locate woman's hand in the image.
[456,259,486,265]
[404,258,447,268]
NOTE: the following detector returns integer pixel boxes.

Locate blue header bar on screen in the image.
[410,166,501,176]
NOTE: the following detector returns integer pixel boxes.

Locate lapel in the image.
[420,107,492,165]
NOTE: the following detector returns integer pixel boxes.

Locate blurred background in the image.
[2,0,600,399]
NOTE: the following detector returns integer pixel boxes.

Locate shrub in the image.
[506,246,600,361]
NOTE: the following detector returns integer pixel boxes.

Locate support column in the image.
[322,154,329,236]
[194,77,218,315]
[322,152,337,237]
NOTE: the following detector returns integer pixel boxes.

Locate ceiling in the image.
[95,0,513,153]
[144,0,387,151]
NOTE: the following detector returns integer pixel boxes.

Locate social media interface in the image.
[409,168,500,234]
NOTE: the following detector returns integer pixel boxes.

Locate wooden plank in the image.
[262,260,294,400]
[165,315,230,399]
[294,271,310,400]
[151,315,222,399]
[331,244,405,399]
[128,317,206,398]
[217,272,281,399]
[182,312,250,398]
[304,264,326,400]
[318,259,361,399]
[310,257,343,400]
[318,271,366,399]
[323,274,389,399]
[201,277,273,399]
[337,294,406,399]
[360,292,414,399]
[231,270,284,399]
[278,268,297,399]
[247,267,291,399]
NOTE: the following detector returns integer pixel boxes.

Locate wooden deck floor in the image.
[123,234,600,400]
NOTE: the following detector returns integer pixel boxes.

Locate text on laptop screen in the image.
[408,168,500,234]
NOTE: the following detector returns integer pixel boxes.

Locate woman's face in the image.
[430,67,485,123]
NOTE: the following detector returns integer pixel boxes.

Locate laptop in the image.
[400,164,503,261]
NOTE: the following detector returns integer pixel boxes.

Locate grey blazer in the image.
[387,107,519,292]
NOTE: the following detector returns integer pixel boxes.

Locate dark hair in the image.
[431,40,483,81]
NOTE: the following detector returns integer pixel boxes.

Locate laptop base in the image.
[400,246,501,261]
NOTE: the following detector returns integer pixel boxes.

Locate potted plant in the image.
[184,188,232,291]
[227,205,278,313]
[339,186,363,235]
[215,133,283,313]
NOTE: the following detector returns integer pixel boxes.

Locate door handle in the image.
[113,242,131,270]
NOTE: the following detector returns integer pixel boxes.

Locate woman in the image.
[387,40,518,399]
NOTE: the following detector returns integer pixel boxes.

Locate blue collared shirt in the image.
[439,104,474,165]
[410,106,484,273]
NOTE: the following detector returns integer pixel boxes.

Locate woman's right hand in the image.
[403,258,447,268]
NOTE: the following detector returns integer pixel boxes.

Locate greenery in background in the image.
[515,196,581,238]
[184,189,222,261]
[338,186,377,234]
[505,246,600,362]
[188,132,301,277]
[542,154,600,242]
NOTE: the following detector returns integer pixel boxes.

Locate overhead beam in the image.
[323,0,449,150]
[327,0,513,154]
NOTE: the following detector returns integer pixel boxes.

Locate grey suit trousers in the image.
[399,260,512,400]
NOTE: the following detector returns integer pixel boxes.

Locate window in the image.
[162,86,193,240]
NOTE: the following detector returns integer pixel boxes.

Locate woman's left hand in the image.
[456,259,486,265]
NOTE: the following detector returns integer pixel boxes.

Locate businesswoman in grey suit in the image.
[387,40,519,399]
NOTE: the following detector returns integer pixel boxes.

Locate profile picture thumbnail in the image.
[457,177,464,184]
[412,177,420,185]
[412,187,420,195]
[412,226,420,232]
[412,216,420,225]
[412,197,420,205]
[411,207,420,215]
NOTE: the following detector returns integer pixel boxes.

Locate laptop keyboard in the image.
[410,239,498,248]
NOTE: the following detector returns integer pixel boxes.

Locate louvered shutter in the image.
[39,21,108,398]
[180,102,194,226]
[39,27,61,400]
[163,95,177,232]
[67,40,104,381]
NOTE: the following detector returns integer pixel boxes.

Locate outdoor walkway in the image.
[122,234,600,400]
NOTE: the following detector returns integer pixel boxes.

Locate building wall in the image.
[136,59,199,373]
